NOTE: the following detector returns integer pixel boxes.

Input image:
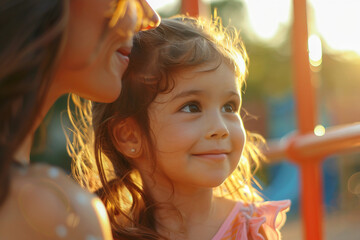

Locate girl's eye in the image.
[222,103,237,113]
[180,103,201,113]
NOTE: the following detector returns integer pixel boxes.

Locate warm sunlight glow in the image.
[242,184,252,195]
[310,0,360,55]
[147,0,177,10]
[148,0,360,56]
[314,125,326,137]
[243,0,291,41]
[243,0,360,55]
[308,34,322,67]
[238,55,247,76]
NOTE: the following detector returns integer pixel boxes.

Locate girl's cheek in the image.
[230,123,246,147]
[157,126,198,151]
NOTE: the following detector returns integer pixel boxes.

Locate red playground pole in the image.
[181,0,199,17]
[291,0,323,239]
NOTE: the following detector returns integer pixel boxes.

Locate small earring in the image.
[130,148,136,153]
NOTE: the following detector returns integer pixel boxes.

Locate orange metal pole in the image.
[181,0,199,17]
[265,123,360,161]
[292,3,316,130]
[300,160,323,239]
[292,0,323,239]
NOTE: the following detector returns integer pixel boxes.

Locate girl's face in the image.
[53,0,159,103]
[147,62,246,191]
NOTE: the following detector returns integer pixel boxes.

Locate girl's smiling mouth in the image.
[192,150,229,162]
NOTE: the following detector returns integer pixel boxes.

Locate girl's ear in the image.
[110,118,143,158]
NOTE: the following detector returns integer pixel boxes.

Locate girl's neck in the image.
[158,187,215,221]
[149,182,218,237]
[153,188,234,240]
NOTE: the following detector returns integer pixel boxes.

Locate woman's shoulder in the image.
[212,199,291,240]
[0,163,113,240]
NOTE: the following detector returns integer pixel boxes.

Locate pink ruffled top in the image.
[212,200,291,240]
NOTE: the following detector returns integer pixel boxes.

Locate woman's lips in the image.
[116,51,129,64]
[116,47,132,64]
[117,47,131,56]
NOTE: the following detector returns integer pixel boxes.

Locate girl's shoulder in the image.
[212,199,291,240]
[0,163,112,240]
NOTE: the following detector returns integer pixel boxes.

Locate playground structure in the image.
[181,0,360,239]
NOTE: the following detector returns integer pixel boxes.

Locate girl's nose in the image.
[207,130,229,139]
[205,114,230,140]
[138,0,161,31]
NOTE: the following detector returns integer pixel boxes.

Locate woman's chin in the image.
[82,84,122,103]
[96,90,121,103]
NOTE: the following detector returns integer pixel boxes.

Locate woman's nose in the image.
[137,0,161,31]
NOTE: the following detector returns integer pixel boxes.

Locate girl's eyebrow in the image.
[170,90,204,102]
[227,90,241,99]
[170,90,240,102]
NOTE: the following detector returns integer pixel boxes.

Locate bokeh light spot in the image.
[314,125,326,136]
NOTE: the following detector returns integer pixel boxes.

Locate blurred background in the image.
[32,0,360,239]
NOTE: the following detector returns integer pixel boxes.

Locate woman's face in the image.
[53,0,159,103]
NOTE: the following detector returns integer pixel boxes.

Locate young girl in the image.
[72,16,290,240]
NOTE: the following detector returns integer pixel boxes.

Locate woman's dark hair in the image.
[0,0,68,205]
[70,16,265,239]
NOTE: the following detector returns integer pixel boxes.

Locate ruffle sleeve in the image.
[248,200,291,240]
[211,200,290,240]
